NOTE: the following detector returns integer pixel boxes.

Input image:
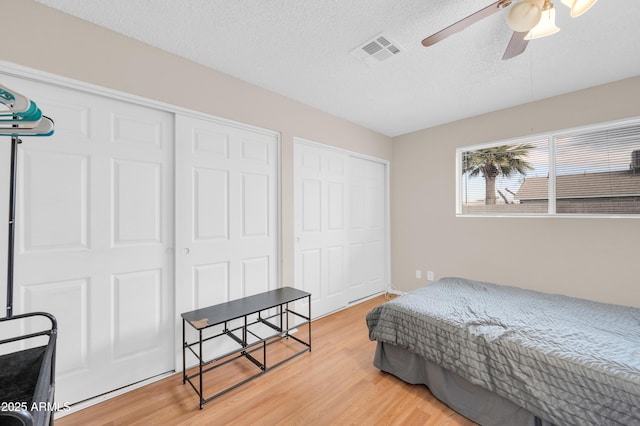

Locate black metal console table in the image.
[181,287,311,408]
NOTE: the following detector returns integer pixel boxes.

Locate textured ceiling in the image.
[35,0,640,137]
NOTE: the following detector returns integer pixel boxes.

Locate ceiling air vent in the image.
[350,33,404,66]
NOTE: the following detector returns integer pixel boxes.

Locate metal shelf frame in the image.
[181,287,311,409]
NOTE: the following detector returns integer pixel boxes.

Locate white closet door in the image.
[346,157,387,302]
[0,76,174,404]
[294,140,389,318]
[294,142,349,317]
[175,115,279,339]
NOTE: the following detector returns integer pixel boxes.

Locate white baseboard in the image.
[54,370,176,419]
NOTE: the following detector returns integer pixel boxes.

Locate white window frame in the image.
[456,117,640,219]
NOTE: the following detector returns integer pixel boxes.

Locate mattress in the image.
[366,277,640,425]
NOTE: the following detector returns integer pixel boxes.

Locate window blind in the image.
[554,123,640,215]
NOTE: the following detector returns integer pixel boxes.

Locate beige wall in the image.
[392,76,640,308]
[2,0,392,287]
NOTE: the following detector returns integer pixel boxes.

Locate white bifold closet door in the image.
[294,140,388,319]
[0,76,174,404]
[174,115,279,328]
[294,143,349,316]
[346,156,387,303]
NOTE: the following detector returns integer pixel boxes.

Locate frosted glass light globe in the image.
[561,0,598,17]
[507,1,543,32]
[525,7,560,40]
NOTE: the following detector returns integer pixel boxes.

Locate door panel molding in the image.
[175,114,280,367]
[294,138,390,318]
[0,60,282,408]
[1,74,175,405]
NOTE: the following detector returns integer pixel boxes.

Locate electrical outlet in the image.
[427,271,434,281]
[415,270,422,279]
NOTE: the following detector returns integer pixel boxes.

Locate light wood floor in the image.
[57,295,476,426]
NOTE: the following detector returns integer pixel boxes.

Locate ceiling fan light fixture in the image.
[507,0,543,32]
[560,0,598,17]
[525,5,560,39]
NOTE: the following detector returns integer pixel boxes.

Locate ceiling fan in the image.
[421,0,599,60]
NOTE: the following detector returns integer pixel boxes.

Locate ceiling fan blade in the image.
[422,0,511,47]
[502,31,529,60]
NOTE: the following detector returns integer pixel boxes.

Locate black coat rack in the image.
[0,82,58,426]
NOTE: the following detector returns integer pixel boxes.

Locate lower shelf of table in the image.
[182,315,311,408]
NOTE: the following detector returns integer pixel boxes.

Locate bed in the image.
[366,277,640,426]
